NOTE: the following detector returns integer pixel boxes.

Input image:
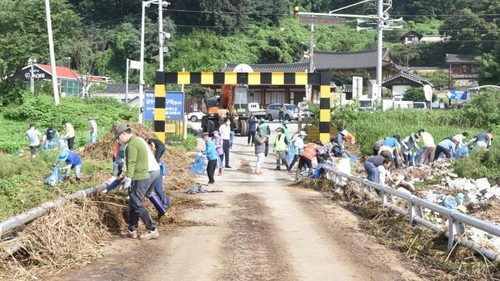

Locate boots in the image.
[63,176,70,182]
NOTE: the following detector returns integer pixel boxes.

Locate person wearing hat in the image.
[88,117,98,144]
[114,123,159,240]
[201,132,218,184]
[287,130,307,173]
[247,114,258,146]
[54,149,82,182]
[273,127,289,170]
[61,120,75,150]
[417,129,436,165]
[257,118,271,157]
[364,154,392,186]
[400,133,420,166]
[253,127,270,175]
[211,130,224,176]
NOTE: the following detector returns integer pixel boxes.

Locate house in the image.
[445,54,480,89]
[301,48,400,98]
[17,64,109,96]
[93,83,142,106]
[301,48,399,80]
[221,62,312,107]
[399,30,450,44]
[382,70,433,98]
[399,30,423,44]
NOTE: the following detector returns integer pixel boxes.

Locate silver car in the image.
[265,103,297,121]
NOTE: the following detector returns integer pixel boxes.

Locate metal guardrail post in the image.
[327,169,500,260]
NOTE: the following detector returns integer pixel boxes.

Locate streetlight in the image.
[28,58,37,94]
[139,0,169,124]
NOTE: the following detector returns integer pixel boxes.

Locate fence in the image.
[330,169,500,260]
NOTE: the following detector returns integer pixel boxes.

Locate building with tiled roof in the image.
[222,62,310,73]
[382,70,433,97]
[17,64,110,96]
[445,54,480,89]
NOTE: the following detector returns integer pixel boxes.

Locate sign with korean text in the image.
[144,91,156,121]
[144,91,185,121]
[299,15,346,25]
[165,91,184,119]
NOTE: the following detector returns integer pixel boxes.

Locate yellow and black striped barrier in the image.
[154,71,331,143]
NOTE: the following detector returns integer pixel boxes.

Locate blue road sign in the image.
[144,91,185,121]
[447,90,467,100]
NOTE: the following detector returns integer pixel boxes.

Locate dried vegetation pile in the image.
[0,122,201,279]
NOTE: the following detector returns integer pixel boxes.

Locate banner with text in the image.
[144,91,185,121]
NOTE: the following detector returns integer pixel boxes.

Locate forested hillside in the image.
[1,0,500,99]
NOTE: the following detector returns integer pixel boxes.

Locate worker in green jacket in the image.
[114,123,159,240]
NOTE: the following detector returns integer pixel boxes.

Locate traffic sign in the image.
[299,15,346,25]
[447,90,467,100]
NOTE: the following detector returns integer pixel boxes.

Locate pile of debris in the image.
[82,122,195,191]
[350,158,500,254]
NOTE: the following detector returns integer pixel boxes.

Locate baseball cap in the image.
[114,123,130,140]
[341,129,348,136]
[299,130,307,136]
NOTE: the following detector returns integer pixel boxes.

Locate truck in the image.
[201,84,265,136]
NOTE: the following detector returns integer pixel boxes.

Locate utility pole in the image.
[308,24,315,101]
[45,0,59,105]
[158,1,170,72]
[29,58,36,94]
[158,0,164,71]
[376,0,383,103]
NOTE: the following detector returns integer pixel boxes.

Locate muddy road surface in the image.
[49,122,421,281]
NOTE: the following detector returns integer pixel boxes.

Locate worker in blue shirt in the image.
[202,132,219,184]
[54,150,82,182]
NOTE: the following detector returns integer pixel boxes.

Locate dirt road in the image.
[49,122,422,281]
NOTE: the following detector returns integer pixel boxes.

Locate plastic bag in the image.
[44,165,62,187]
[190,155,206,174]
[159,161,168,178]
[286,143,295,165]
[310,163,326,179]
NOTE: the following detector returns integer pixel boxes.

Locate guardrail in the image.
[330,170,500,261]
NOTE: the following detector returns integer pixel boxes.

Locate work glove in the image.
[122,177,132,190]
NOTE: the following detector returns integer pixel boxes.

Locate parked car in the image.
[265,103,298,121]
[187,111,205,122]
[413,102,428,110]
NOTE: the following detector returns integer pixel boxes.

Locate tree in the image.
[0,0,81,88]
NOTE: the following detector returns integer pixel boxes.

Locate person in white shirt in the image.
[25,123,42,162]
[452,132,468,147]
[287,131,306,173]
[218,117,232,168]
[88,117,98,144]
